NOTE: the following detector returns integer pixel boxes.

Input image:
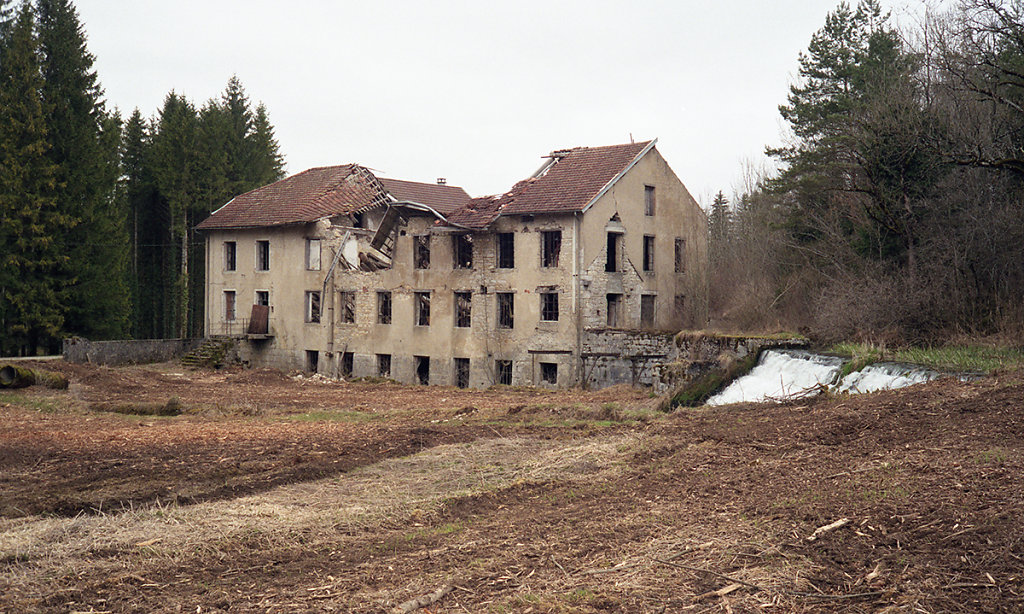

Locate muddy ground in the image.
[1,360,1022,613]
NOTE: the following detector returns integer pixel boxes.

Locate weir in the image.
[706,349,942,406]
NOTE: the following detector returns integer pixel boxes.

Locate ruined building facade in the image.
[197,140,708,388]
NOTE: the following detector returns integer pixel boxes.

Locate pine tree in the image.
[708,190,731,266]
[248,102,284,185]
[37,0,129,339]
[0,3,69,355]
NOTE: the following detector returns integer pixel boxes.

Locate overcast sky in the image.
[74,0,930,207]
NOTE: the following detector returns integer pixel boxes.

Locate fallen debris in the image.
[391,583,454,613]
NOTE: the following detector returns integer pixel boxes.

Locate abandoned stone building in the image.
[197,139,708,388]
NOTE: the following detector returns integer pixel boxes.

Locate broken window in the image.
[674,238,685,273]
[606,233,620,272]
[224,290,236,321]
[339,291,355,323]
[256,240,270,271]
[306,239,321,270]
[606,293,622,328]
[495,360,512,385]
[306,291,321,323]
[541,230,561,267]
[497,233,514,268]
[453,234,473,269]
[224,241,236,271]
[255,290,269,306]
[377,291,392,324]
[415,291,431,326]
[454,291,472,328]
[377,353,391,378]
[497,292,514,329]
[414,235,430,269]
[352,212,365,228]
[643,235,655,272]
[415,355,430,385]
[641,294,656,327]
[454,357,470,388]
[540,362,558,384]
[306,350,318,373]
[644,185,656,216]
[341,352,354,377]
[541,292,558,322]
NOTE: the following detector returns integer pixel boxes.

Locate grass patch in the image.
[90,397,183,416]
[0,391,65,413]
[831,343,1024,373]
[288,409,383,423]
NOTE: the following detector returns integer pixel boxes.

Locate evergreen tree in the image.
[708,190,731,266]
[248,102,284,185]
[0,3,68,354]
[37,0,129,339]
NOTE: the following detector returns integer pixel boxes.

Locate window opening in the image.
[352,212,364,228]
[306,238,321,270]
[497,233,514,268]
[306,291,321,323]
[674,238,685,273]
[414,235,430,269]
[540,362,558,384]
[606,293,622,327]
[255,291,269,306]
[377,291,392,324]
[454,357,470,388]
[341,352,354,377]
[644,185,656,216]
[454,291,472,328]
[224,291,236,321]
[643,235,655,271]
[453,234,473,269]
[541,292,559,321]
[306,350,318,373]
[339,291,355,323]
[415,291,431,326]
[377,353,391,378]
[415,355,430,385]
[641,294,656,327]
[605,233,620,272]
[256,240,270,271]
[496,360,512,385]
[497,292,514,329]
[224,241,236,271]
[541,230,561,267]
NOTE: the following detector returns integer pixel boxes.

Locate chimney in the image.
[436,178,447,186]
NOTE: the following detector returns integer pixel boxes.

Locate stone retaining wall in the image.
[63,337,204,366]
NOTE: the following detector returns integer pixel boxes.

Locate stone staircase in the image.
[180,338,236,369]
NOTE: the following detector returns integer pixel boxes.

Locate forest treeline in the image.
[710,0,1024,345]
[0,0,284,356]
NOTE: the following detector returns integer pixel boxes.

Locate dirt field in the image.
[2,361,1022,613]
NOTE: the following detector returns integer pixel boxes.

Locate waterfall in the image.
[705,349,942,406]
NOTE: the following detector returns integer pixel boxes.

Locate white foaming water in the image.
[837,362,938,394]
[706,350,844,406]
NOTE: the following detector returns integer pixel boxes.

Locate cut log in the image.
[0,364,35,388]
[391,583,454,614]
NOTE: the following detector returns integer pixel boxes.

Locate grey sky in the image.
[74,0,925,206]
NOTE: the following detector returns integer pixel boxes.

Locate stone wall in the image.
[63,337,204,366]
[581,330,807,391]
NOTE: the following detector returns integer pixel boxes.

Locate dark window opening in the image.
[541,230,561,267]
[256,240,270,271]
[352,212,365,228]
[306,291,321,323]
[306,350,318,373]
[224,241,236,271]
[339,291,355,323]
[416,291,431,326]
[414,235,430,269]
[644,185,656,216]
[255,291,269,306]
[377,353,391,378]
[643,235,655,272]
[496,360,512,385]
[341,352,354,377]
[497,292,514,329]
[540,362,558,384]
[455,291,472,328]
[377,291,392,324]
[454,357,470,388]
[606,233,620,272]
[541,292,558,322]
[415,355,430,385]
[453,234,473,269]
[674,238,685,273]
[497,233,514,268]
[606,293,622,328]
[224,291,236,321]
[641,294,656,327]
